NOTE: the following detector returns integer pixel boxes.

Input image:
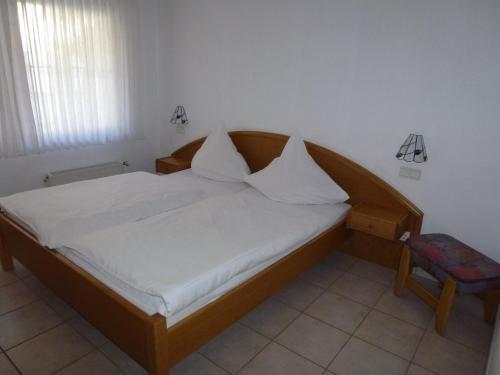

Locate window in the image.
[16,0,135,150]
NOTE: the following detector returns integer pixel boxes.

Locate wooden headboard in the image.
[173,130,423,236]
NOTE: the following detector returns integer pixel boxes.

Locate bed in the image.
[0,169,247,248]
[0,131,423,374]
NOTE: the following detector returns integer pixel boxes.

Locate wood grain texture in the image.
[0,229,13,271]
[172,131,422,231]
[435,277,457,335]
[0,131,423,374]
[347,203,409,241]
[0,213,159,371]
[172,131,423,269]
[167,222,347,366]
[155,157,191,175]
[394,245,411,297]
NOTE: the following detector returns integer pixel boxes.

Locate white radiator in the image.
[44,161,128,186]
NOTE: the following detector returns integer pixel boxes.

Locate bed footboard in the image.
[0,213,170,374]
[0,225,13,271]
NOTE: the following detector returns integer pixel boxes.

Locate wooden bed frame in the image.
[0,131,422,374]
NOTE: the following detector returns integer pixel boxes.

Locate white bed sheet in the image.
[60,188,350,325]
[0,169,247,248]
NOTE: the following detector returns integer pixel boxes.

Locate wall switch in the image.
[399,166,421,180]
[175,124,186,134]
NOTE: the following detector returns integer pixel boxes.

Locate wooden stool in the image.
[394,234,500,335]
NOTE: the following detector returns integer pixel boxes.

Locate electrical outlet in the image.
[175,124,186,134]
[399,166,421,180]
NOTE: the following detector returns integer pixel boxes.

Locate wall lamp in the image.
[170,106,189,125]
[396,134,428,163]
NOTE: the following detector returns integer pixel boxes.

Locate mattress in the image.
[0,169,247,248]
[60,188,350,326]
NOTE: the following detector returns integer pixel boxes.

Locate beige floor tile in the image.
[406,364,436,375]
[276,314,349,367]
[274,279,324,311]
[0,301,62,349]
[100,341,147,375]
[0,281,38,316]
[329,337,408,375]
[375,289,433,328]
[348,260,396,287]
[69,315,109,347]
[171,352,227,375]
[355,310,424,360]
[239,342,323,375]
[13,260,32,279]
[427,311,493,354]
[322,251,358,271]
[329,273,387,306]
[300,262,346,289]
[453,294,484,320]
[55,351,122,375]
[0,270,17,287]
[7,323,93,375]
[199,323,269,374]
[414,332,486,375]
[0,354,19,375]
[43,293,78,320]
[306,291,370,333]
[240,299,300,338]
[21,275,53,297]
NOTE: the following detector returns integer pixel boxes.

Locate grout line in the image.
[4,321,67,352]
[53,349,115,375]
[0,275,18,288]
[0,279,18,290]
[237,288,341,372]
[0,296,43,318]
[272,340,328,370]
[324,336,354,373]
[97,344,132,375]
[196,353,231,375]
[274,257,490,362]
[403,324,427,375]
[194,350,231,374]
[3,351,22,374]
[235,288,330,374]
[324,285,387,370]
[57,323,128,375]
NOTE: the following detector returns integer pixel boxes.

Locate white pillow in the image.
[245,134,349,204]
[191,126,251,182]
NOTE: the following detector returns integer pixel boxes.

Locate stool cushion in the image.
[408,233,500,294]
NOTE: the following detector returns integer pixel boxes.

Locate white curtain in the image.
[1,0,138,157]
[0,0,39,158]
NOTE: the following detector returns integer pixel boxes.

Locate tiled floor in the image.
[0,253,493,375]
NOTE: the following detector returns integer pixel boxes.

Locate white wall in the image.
[0,0,167,196]
[161,0,500,260]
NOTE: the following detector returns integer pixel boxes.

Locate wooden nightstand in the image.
[347,203,409,241]
[155,157,190,174]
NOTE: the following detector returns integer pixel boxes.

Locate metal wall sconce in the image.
[396,134,428,163]
[170,106,189,125]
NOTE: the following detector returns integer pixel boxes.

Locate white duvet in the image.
[0,170,246,248]
[61,189,350,317]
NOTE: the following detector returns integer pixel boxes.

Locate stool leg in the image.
[394,245,411,297]
[435,277,457,335]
